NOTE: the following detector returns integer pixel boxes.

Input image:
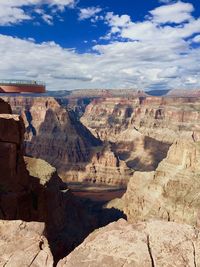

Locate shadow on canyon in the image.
[25,107,170,177]
[25,108,103,174]
[112,136,170,171]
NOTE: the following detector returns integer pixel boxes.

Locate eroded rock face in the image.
[108,137,200,226]
[64,144,132,185]
[0,220,53,267]
[2,96,131,186]
[58,219,200,267]
[81,96,200,143]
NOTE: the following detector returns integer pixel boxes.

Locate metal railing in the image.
[0,79,45,86]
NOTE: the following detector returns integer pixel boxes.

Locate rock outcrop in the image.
[58,219,200,267]
[0,220,53,267]
[108,137,200,226]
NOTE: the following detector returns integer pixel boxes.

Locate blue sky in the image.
[0,0,199,90]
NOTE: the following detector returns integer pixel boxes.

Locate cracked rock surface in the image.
[0,220,53,267]
[58,219,200,267]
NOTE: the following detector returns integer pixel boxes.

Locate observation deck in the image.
[0,79,46,93]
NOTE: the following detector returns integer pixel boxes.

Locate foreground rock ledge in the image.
[0,220,53,266]
[58,219,200,267]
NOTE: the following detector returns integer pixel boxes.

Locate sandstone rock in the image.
[24,156,63,186]
[81,96,200,143]
[63,144,132,186]
[2,96,131,186]
[58,219,200,267]
[109,137,200,226]
[81,97,171,171]
[0,220,53,267]
[0,113,31,219]
[0,98,97,263]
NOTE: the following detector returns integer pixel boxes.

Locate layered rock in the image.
[2,96,131,186]
[0,220,53,267]
[64,144,132,185]
[81,96,200,144]
[81,97,171,171]
[58,219,200,267]
[108,137,200,226]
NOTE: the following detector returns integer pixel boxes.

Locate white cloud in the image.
[78,7,102,21]
[106,12,131,28]
[150,1,194,24]
[42,14,54,25]
[0,0,76,25]
[0,1,200,91]
[193,35,200,43]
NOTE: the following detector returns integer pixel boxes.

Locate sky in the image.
[0,0,199,91]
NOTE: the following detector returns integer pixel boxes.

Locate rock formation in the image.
[58,219,200,267]
[1,93,200,267]
[3,94,200,185]
[107,136,200,227]
[0,220,53,267]
[2,96,131,186]
[81,96,200,143]
[0,98,98,264]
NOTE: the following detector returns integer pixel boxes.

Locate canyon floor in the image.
[1,89,200,266]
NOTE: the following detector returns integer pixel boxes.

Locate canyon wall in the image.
[0,98,99,265]
[81,96,200,143]
[2,95,200,187]
[2,96,132,186]
[107,136,200,227]
[2,94,200,266]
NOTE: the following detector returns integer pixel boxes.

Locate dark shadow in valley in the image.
[0,160,125,266]
[25,110,37,136]
[73,193,127,231]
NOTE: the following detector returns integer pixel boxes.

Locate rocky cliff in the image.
[4,95,200,185]
[108,136,200,227]
[58,219,200,267]
[81,96,200,144]
[0,98,99,265]
[2,94,200,266]
[2,96,131,186]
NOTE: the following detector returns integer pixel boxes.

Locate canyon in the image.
[1,90,200,266]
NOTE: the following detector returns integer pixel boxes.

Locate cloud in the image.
[0,1,200,91]
[105,12,131,28]
[150,1,194,24]
[193,35,200,43]
[0,0,76,25]
[78,7,102,21]
[158,0,176,4]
